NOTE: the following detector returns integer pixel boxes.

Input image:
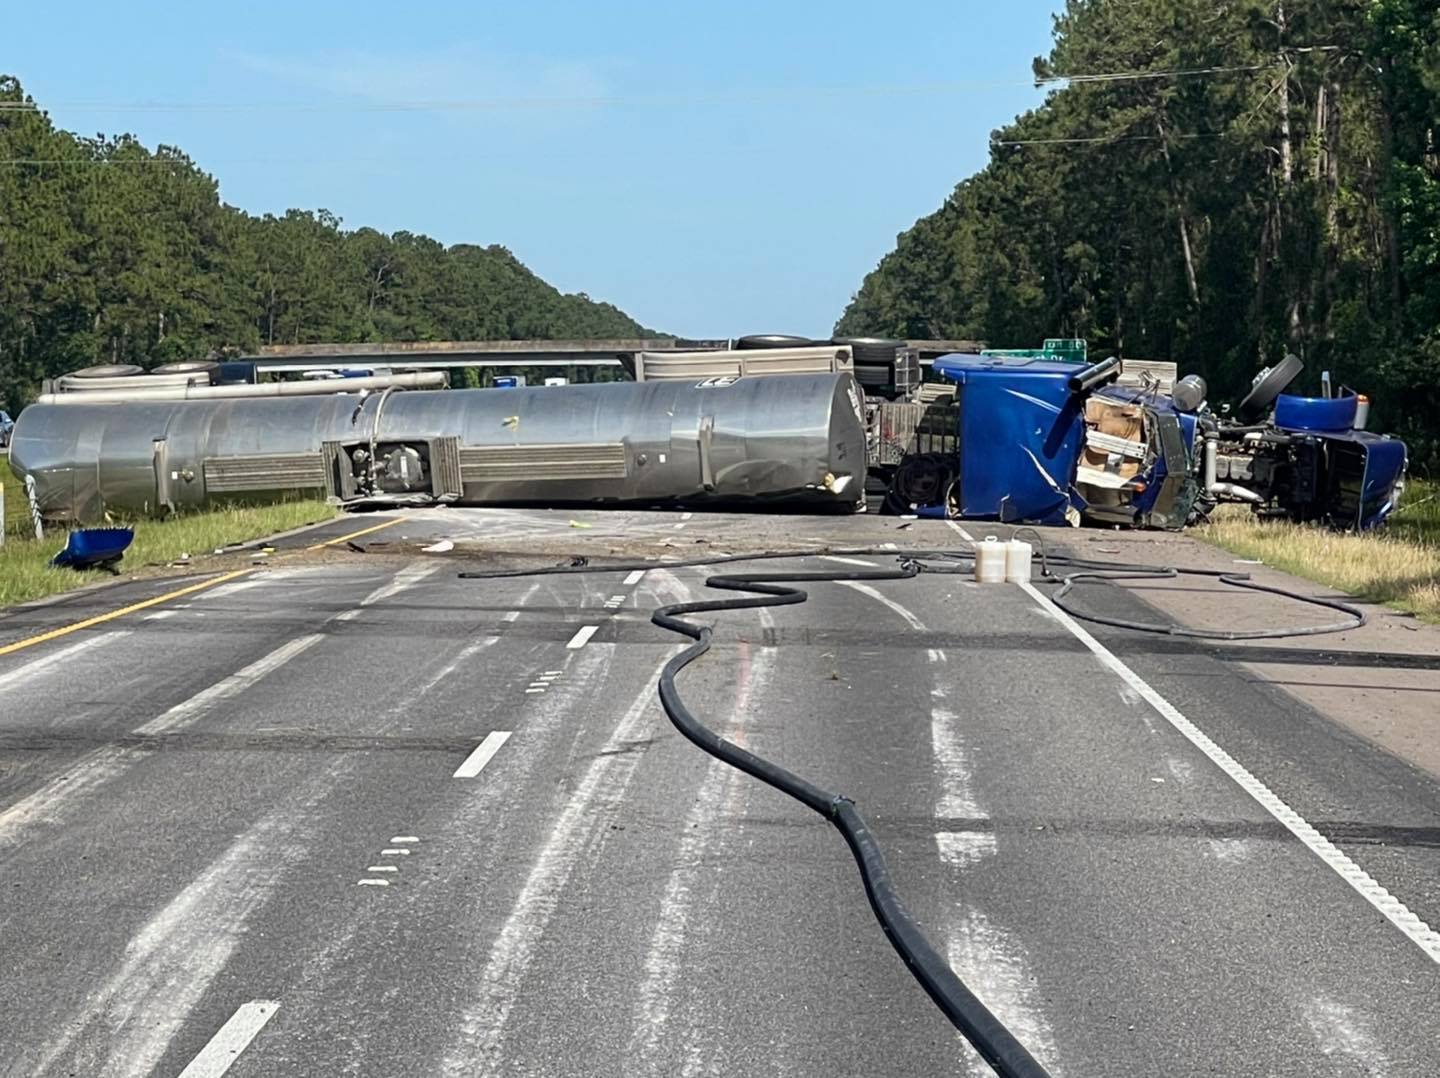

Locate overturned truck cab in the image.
[874,350,1407,530]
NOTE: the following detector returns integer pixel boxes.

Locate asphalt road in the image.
[1,509,1438,1077]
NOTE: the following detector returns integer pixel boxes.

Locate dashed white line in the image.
[820,555,879,568]
[454,730,513,779]
[566,625,600,649]
[390,836,419,844]
[367,865,399,873]
[176,1000,279,1078]
[623,570,646,586]
[1018,578,1440,966]
[502,610,521,622]
[381,848,411,856]
[525,687,546,695]
[357,879,390,887]
[680,512,693,521]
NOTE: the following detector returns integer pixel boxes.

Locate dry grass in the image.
[2,456,336,608]
[1198,480,1440,623]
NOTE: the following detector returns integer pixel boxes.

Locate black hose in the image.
[651,565,1053,1078]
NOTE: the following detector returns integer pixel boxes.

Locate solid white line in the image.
[623,570,646,586]
[945,519,977,542]
[177,1000,279,1078]
[0,631,129,695]
[454,730,512,779]
[1017,578,1440,966]
[566,625,599,649]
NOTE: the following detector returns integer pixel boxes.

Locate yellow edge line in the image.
[307,517,402,551]
[0,569,254,659]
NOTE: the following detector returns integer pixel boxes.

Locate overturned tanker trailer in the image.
[9,373,867,524]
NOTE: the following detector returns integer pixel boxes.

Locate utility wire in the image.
[0,62,1271,115]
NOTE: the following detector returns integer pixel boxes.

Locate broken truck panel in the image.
[930,354,1088,525]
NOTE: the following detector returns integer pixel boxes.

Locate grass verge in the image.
[1198,479,1440,623]
[2,458,336,609]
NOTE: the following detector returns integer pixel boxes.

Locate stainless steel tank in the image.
[10,373,867,522]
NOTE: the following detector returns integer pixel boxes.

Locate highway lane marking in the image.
[305,516,402,551]
[1018,578,1440,966]
[454,730,512,778]
[137,633,326,736]
[629,625,774,1074]
[0,569,252,659]
[0,631,129,694]
[820,554,879,568]
[29,808,307,1075]
[566,624,599,649]
[502,610,521,622]
[442,657,672,1073]
[390,835,419,843]
[357,878,390,887]
[623,570,646,585]
[837,580,926,631]
[381,848,411,856]
[946,519,978,543]
[177,1000,279,1078]
[680,512,693,521]
[367,865,399,873]
[0,564,440,846]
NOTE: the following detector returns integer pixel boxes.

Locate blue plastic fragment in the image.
[51,527,135,570]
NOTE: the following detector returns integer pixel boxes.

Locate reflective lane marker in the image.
[0,569,251,659]
[454,730,512,779]
[566,625,599,649]
[1018,578,1440,966]
[623,570,646,586]
[177,1000,279,1078]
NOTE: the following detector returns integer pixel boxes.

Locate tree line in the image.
[0,75,648,412]
[837,0,1440,466]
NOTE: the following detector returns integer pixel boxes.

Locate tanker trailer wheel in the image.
[1238,353,1304,418]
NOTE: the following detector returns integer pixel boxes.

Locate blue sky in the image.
[8,1,1059,338]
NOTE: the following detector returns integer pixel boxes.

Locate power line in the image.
[0,63,1272,114]
[996,132,1227,147]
